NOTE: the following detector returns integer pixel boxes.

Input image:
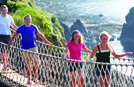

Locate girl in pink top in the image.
[64,30,91,87]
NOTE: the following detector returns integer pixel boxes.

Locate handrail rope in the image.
[0,41,133,66]
[11,29,132,61]
[0,29,131,87]
[0,42,133,86]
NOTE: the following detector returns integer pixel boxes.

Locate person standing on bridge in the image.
[89,31,133,87]
[0,5,18,70]
[63,30,92,87]
[8,14,53,84]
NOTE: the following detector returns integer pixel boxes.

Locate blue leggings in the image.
[96,68,111,76]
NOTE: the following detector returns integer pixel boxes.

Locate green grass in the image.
[82,53,96,62]
[83,54,90,61]
[7,1,66,46]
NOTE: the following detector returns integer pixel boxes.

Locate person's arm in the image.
[11,24,18,30]
[90,46,97,59]
[8,33,19,46]
[37,32,53,46]
[110,46,133,58]
[83,45,92,54]
[88,46,97,63]
[63,47,69,58]
[111,50,132,58]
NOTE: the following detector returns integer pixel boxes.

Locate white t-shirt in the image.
[0,14,14,35]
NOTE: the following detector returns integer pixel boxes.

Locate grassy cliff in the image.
[7,0,66,46]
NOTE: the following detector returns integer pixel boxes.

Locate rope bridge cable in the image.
[0,43,134,87]
[0,30,133,87]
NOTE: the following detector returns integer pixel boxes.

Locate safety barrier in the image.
[0,30,133,87]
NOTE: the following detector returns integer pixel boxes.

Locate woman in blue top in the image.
[8,14,52,84]
[89,31,132,87]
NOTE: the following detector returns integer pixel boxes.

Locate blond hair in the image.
[70,30,83,43]
[99,31,111,40]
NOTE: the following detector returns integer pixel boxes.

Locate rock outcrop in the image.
[61,19,96,49]
[60,21,71,42]
[120,7,134,52]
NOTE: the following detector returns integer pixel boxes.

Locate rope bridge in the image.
[0,30,134,87]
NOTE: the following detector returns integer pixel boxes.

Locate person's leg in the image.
[96,69,105,87]
[98,76,105,87]
[33,65,39,83]
[104,75,111,87]
[70,71,77,87]
[78,69,84,87]
[70,64,77,87]
[30,47,40,83]
[98,69,111,87]
[4,52,9,66]
[0,35,10,70]
[26,67,32,84]
[23,51,32,84]
[2,51,9,70]
[105,70,111,87]
[77,63,84,87]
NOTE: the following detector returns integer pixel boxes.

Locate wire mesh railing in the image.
[0,43,134,87]
[0,30,133,87]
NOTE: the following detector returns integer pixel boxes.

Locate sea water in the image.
[35,0,134,24]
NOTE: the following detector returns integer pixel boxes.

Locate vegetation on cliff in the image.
[7,0,66,46]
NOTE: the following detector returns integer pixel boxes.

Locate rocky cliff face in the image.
[120,7,134,52]
[60,21,71,42]
[61,19,96,49]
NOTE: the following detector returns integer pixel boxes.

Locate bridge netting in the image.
[0,30,133,87]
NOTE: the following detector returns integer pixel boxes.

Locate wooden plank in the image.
[0,63,46,87]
